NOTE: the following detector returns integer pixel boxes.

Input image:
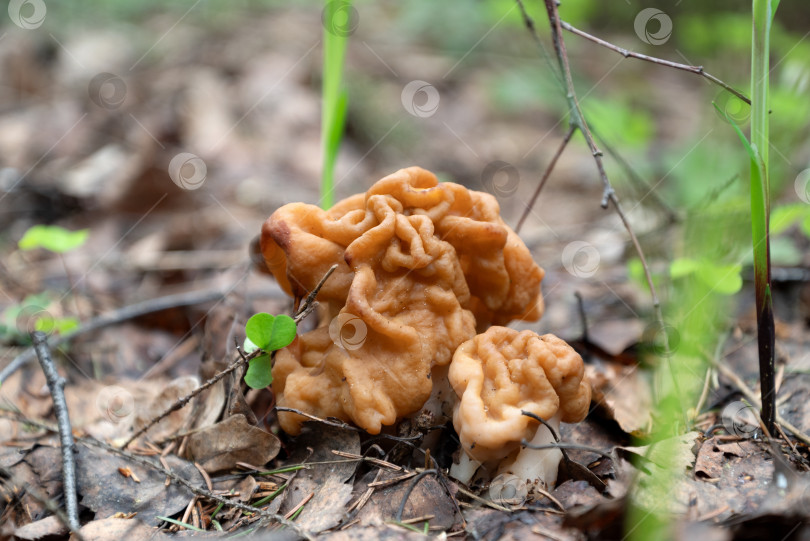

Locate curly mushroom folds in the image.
[448,326,591,490]
[260,167,545,435]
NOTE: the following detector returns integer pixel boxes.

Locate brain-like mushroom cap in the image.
[449,326,591,463]
[260,167,546,435]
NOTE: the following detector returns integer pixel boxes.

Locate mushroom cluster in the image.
[260,167,545,435]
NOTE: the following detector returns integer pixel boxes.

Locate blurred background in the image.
[1,0,809,366]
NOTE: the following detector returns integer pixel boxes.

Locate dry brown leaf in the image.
[587,319,645,357]
[294,476,354,533]
[186,413,280,473]
[69,517,168,541]
[13,515,68,540]
[353,470,457,530]
[586,361,653,436]
[132,375,200,442]
[75,444,203,525]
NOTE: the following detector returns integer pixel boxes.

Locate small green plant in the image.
[4,225,88,343]
[242,313,297,389]
[0,293,79,345]
[18,225,89,253]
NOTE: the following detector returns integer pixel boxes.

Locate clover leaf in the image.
[243,313,297,390]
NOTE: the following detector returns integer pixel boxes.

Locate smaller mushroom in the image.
[448,327,591,493]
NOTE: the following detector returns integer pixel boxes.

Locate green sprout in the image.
[242,313,297,389]
[18,225,89,253]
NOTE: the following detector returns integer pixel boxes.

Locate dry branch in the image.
[31,331,81,532]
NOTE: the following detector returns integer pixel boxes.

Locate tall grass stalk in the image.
[748,0,777,432]
[320,1,352,209]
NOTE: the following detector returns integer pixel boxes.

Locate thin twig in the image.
[0,465,86,541]
[693,366,713,420]
[710,355,810,447]
[526,0,685,423]
[275,406,362,432]
[121,349,260,449]
[558,20,750,105]
[76,437,315,540]
[294,263,338,322]
[520,410,571,463]
[453,484,513,513]
[0,287,278,384]
[31,331,80,532]
[395,469,438,523]
[515,125,575,233]
[589,124,679,223]
[573,292,589,345]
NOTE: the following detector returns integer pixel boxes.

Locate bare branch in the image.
[558,20,750,105]
[31,331,81,532]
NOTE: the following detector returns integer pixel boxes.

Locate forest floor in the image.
[1,4,810,541]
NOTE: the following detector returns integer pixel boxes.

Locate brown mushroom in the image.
[260,167,545,434]
[448,326,591,490]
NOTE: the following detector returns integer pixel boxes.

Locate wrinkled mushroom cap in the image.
[448,326,591,463]
[260,167,546,435]
[261,167,545,326]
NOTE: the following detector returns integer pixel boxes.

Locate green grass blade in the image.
[320,0,352,209]
[156,516,205,531]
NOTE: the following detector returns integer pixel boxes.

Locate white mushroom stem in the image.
[498,412,562,490]
[421,365,454,420]
[449,446,483,486]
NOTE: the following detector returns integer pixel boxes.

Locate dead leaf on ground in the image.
[695,437,747,480]
[353,470,458,530]
[69,516,169,541]
[465,508,582,541]
[686,439,775,521]
[320,525,426,540]
[586,360,654,437]
[132,375,200,442]
[13,515,69,540]
[186,413,280,473]
[75,443,204,526]
[587,319,645,357]
[279,423,361,530]
[295,476,354,533]
[553,480,605,510]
